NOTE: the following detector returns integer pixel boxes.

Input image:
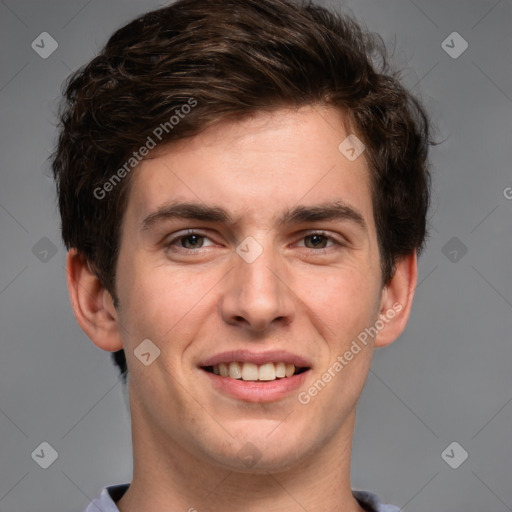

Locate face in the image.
[113,106,387,472]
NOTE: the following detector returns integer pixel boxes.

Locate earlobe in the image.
[374,252,418,348]
[65,248,123,352]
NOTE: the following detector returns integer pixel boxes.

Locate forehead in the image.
[123,105,374,233]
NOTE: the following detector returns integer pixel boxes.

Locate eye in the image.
[301,233,333,249]
[297,232,339,250]
[166,230,215,251]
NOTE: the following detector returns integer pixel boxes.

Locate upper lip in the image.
[199,349,312,368]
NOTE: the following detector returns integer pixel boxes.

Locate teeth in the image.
[241,362,259,381]
[211,362,301,381]
[275,362,286,378]
[219,362,229,377]
[229,362,242,379]
[258,363,276,381]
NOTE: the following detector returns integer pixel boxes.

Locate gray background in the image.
[0,0,511,510]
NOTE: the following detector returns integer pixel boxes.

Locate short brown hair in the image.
[52,0,433,380]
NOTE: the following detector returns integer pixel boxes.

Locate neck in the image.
[117,393,365,512]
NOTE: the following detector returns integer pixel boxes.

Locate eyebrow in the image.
[140,200,367,232]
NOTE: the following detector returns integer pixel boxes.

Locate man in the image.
[52,0,432,510]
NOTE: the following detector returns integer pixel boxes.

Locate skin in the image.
[66,105,417,512]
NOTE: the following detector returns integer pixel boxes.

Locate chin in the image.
[212,447,310,475]
[199,428,319,475]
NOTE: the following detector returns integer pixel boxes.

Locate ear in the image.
[374,251,418,348]
[65,248,123,352]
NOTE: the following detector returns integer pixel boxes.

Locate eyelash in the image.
[165,229,345,254]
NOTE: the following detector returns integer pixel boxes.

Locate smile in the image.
[199,350,312,401]
[202,362,309,381]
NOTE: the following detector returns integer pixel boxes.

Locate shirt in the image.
[84,484,401,512]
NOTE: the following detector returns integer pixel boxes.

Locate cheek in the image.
[300,266,381,338]
[117,260,218,347]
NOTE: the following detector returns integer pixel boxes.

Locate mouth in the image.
[198,350,312,402]
[201,361,310,382]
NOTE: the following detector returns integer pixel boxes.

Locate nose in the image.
[220,244,295,332]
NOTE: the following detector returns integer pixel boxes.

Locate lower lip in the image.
[201,369,310,402]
